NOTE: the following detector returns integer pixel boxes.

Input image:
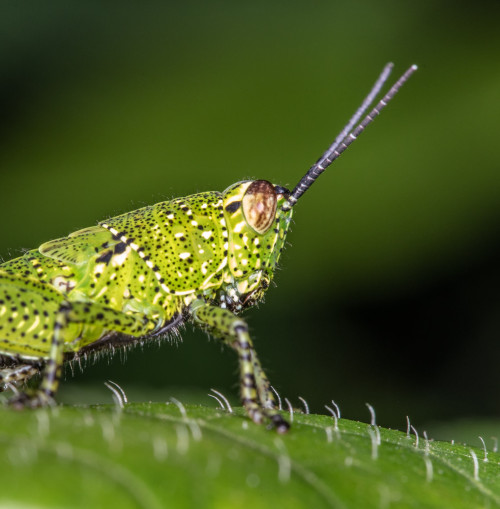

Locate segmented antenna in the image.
[283,63,418,210]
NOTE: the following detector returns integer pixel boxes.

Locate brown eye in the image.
[242,180,277,234]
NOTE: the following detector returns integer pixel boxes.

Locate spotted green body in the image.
[0,183,289,356]
[0,181,292,430]
[0,63,416,431]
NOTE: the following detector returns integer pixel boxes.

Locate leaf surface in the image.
[0,403,498,509]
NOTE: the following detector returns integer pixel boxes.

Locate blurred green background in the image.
[1,1,499,433]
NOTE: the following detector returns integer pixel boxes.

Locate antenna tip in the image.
[411,64,418,71]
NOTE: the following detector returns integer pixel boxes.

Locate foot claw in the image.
[270,413,290,434]
[7,391,54,410]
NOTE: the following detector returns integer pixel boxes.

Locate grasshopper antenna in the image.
[282,63,418,210]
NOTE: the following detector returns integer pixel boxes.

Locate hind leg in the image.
[8,300,157,409]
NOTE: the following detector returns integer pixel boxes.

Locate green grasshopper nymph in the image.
[0,63,416,432]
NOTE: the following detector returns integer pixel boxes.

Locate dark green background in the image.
[1,1,499,431]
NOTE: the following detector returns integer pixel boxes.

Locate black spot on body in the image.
[225,201,241,213]
[96,250,113,264]
[114,242,127,254]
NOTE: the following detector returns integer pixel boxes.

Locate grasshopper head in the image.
[222,180,293,282]
[221,64,417,295]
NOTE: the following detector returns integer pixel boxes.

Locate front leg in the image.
[190,299,289,433]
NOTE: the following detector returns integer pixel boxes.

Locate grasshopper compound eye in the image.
[242,180,278,234]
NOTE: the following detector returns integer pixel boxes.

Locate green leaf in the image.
[0,402,499,508]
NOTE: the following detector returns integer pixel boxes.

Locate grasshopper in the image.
[0,63,416,432]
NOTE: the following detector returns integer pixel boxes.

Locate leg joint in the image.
[234,324,248,334]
